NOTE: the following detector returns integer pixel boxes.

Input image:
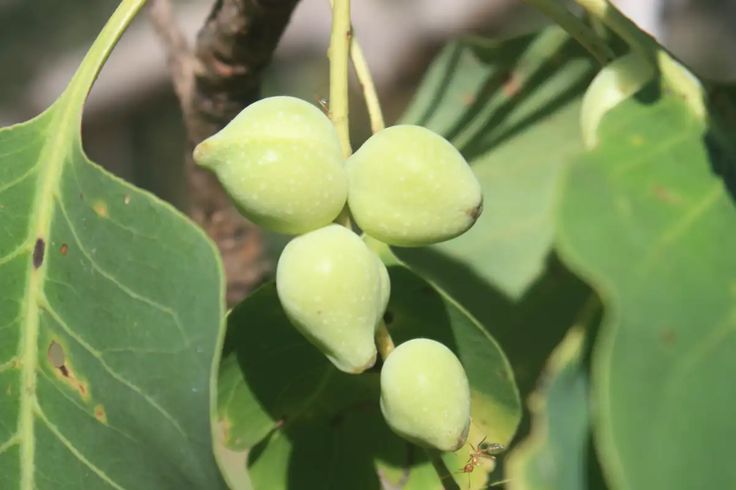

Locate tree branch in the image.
[148,0,301,305]
[189,0,301,143]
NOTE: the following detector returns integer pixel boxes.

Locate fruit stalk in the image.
[328,0,353,158]
[328,0,385,133]
[375,321,395,360]
[521,0,612,65]
[351,39,385,133]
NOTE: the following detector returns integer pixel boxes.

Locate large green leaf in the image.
[557,87,736,488]
[398,27,596,298]
[217,266,520,489]
[0,1,227,488]
[506,326,589,490]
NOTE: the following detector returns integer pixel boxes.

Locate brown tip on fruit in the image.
[453,419,471,450]
[467,196,483,221]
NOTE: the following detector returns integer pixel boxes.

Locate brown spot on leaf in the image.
[59,243,68,256]
[660,328,677,347]
[32,238,45,269]
[462,93,476,106]
[502,73,521,97]
[47,341,89,399]
[94,405,107,424]
[93,200,108,218]
[652,185,683,205]
[123,194,131,205]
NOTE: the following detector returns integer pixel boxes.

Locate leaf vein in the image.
[37,368,138,444]
[35,406,126,490]
[0,356,19,373]
[0,435,20,455]
[0,239,31,267]
[0,165,37,196]
[611,131,691,179]
[56,197,189,344]
[40,301,188,438]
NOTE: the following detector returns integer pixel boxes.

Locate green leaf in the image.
[557,88,736,489]
[0,1,227,488]
[399,27,596,298]
[217,266,520,489]
[506,326,589,490]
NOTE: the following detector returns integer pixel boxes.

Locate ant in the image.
[315,95,330,114]
[455,436,506,489]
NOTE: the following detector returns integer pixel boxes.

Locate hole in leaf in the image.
[47,341,68,376]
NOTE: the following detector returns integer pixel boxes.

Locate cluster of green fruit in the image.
[194,96,482,452]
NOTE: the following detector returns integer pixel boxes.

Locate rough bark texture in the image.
[152,0,301,305]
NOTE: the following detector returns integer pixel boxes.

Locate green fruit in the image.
[380,338,471,451]
[346,125,482,247]
[193,96,347,234]
[580,53,655,148]
[276,224,389,373]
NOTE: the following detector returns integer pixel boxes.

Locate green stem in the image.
[328,0,352,158]
[328,0,385,133]
[351,40,385,133]
[521,0,613,65]
[375,321,395,360]
[428,449,461,490]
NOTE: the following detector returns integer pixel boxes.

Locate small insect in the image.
[456,437,506,488]
[316,95,330,114]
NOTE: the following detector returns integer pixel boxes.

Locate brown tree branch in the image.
[189,0,300,143]
[148,0,301,305]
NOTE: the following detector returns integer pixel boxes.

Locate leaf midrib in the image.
[18,93,82,489]
[14,2,146,486]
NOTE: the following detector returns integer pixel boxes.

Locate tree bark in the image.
[150,0,301,305]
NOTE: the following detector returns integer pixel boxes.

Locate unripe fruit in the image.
[346,125,482,247]
[276,224,389,373]
[380,338,471,451]
[193,96,348,234]
[581,53,655,148]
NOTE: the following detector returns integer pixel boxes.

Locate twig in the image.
[327,0,385,133]
[328,0,353,157]
[351,36,385,133]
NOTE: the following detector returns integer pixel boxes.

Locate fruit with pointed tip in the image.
[193,96,347,234]
[276,224,389,373]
